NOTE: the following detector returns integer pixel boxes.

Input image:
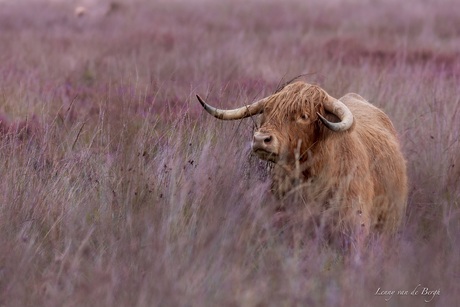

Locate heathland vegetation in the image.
[0,0,459,306]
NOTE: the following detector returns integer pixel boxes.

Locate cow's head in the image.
[196,82,353,165]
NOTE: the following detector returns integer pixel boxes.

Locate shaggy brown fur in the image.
[257,82,407,242]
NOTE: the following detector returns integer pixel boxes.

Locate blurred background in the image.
[0,0,459,306]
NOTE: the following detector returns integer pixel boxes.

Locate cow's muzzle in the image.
[252,132,278,162]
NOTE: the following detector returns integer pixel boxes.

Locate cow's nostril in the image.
[253,132,273,148]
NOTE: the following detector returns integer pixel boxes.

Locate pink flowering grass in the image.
[0,0,459,306]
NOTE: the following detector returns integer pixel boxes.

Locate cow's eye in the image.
[299,114,309,121]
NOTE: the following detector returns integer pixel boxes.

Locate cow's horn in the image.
[317,96,354,132]
[196,95,265,120]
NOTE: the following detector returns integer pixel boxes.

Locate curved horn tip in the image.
[196,94,206,107]
[317,112,351,132]
[195,95,265,120]
[316,112,329,126]
[318,97,354,132]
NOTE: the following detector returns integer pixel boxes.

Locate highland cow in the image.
[197,81,408,243]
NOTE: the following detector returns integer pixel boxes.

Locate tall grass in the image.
[0,0,459,306]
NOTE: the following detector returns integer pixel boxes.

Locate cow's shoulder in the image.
[339,93,382,114]
[340,93,397,136]
[339,93,368,104]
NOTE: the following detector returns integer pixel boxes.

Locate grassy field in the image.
[0,0,459,306]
